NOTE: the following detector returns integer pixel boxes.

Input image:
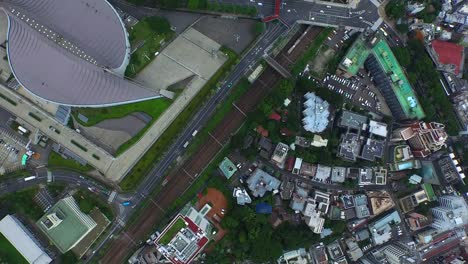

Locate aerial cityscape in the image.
[0,0,467,263]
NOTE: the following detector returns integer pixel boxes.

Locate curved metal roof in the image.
[5,0,128,69]
[1,0,161,106]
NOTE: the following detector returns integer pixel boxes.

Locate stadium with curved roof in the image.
[0,0,162,106]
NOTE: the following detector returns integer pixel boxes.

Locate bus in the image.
[24,176,36,181]
[18,125,28,135]
[122,201,131,206]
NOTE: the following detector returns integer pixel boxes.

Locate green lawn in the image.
[119,47,238,191]
[48,151,93,173]
[0,188,43,220]
[0,233,28,264]
[158,218,186,245]
[125,16,174,78]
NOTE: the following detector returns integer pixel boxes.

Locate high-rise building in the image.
[431,195,468,231]
[393,122,448,158]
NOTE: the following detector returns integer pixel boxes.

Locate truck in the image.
[24,176,36,181]
[183,141,189,148]
[191,130,198,137]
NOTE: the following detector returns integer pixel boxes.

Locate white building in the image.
[431,195,468,231]
[0,215,52,264]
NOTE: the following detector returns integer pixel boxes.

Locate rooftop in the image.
[340,37,371,75]
[360,138,385,161]
[246,168,281,197]
[156,214,209,264]
[302,92,330,133]
[218,157,237,179]
[0,215,52,264]
[36,196,97,253]
[339,111,368,130]
[431,40,464,76]
[371,39,425,120]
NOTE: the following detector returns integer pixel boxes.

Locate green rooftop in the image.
[36,197,96,253]
[372,40,425,120]
[422,183,436,201]
[218,157,237,179]
[158,217,187,245]
[340,37,370,75]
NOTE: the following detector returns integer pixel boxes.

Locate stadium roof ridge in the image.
[0,0,162,106]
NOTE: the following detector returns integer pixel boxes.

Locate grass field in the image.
[48,152,93,173]
[118,47,238,192]
[0,233,28,264]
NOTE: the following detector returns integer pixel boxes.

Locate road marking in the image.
[281,53,294,64]
[148,197,166,213]
[122,231,137,246]
[183,168,195,180]
[232,103,247,117]
[208,132,223,147]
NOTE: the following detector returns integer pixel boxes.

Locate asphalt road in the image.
[0,169,112,199]
[214,0,381,29]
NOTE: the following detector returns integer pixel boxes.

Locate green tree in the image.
[385,0,406,19]
[187,0,199,9]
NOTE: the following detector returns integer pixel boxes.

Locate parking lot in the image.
[34,188,54,212]
[325,28,357,50]
[0,127,27,173]
[322,70,391,115]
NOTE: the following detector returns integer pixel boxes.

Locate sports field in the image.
[0,233,28,264]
